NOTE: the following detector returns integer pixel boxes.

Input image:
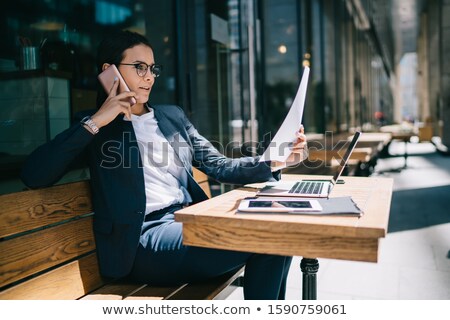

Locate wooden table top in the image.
[349,132,392,144]
[380,125,416,141]
[175,174,393,262]
[308,148,372,162]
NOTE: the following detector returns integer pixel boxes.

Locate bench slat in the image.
[193,168,211,198]
[198,181,212,198]
[125,284,188,300]
[167,267,244,300]
[0,180,93,238]
[0,216,95,288]
[0,253,104,299]
[84,282,187,300]
[81,282,148,300]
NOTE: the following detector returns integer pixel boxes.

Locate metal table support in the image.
[300,258,319,300]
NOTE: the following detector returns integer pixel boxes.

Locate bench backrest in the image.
[192,168,212,198]
[0,168,210,299]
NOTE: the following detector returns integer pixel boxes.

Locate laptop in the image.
[257,131,362,198]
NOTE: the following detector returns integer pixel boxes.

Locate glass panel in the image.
[0,0,162,194]
[309,0,325,133]
[181,0,240,153]
[142,1,176,105]
[262,0,299,135]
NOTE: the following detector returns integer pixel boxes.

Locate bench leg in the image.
[300,258,319,300]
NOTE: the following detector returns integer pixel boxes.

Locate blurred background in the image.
[0,0,449,192]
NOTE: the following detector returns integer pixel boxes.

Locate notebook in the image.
[256,131,362,198]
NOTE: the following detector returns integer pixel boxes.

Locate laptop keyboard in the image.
[288,181,324,194]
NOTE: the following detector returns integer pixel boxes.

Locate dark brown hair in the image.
[96,30,153,108]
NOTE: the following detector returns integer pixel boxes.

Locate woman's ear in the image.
[101,63,111,71]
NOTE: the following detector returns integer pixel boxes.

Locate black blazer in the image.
[21,105,279,278]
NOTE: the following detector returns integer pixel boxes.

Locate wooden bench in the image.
[0,168,243,300]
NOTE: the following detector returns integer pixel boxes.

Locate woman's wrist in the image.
[80,116,100,135]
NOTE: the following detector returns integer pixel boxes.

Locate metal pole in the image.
[300,257,319,300]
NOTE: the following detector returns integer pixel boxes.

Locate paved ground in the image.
[227,140,450,299]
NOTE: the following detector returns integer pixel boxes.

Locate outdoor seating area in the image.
[0,127,450,300]
[1,3,450,318]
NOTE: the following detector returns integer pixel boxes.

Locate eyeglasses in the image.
[118,62,162,78]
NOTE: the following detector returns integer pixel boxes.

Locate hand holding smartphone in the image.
[98,64,136,106]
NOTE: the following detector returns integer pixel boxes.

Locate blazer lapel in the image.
[152,105,208,204]
[153,106,192,169]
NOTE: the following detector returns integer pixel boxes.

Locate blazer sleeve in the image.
[21,122,95,189]
[180,108,281,184]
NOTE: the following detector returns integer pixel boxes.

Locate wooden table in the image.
[308,148,372,162]
[380,125,416,168]
[304,132,392,175]
[350,132,392,144]
[390,132,415,168]
[175,174,393,299]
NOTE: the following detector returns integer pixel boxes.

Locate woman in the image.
[21,30,308,299]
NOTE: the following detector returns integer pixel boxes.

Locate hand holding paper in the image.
[261,66,310,166]
[260,66,310,163]
[270,125,308,170]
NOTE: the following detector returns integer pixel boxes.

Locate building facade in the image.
[0,0,447,194]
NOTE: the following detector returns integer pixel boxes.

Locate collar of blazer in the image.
[150,104,192,169]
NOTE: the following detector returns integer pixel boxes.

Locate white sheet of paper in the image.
[259,66,310,162]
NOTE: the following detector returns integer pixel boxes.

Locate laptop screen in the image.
[331,131,362,184]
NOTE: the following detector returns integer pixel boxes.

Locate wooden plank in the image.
[167,267,244,300]
[308,148,371,162]
[192,167,208,183]
[349,132,392,145]
[193,168,211,198]
[82,282,148,300]
[126,268,243,300]
[198,181,212,199]
[182,224,379,262]
[125,285,188,300]
[391,132,414,142]
[0,181,93,238]
[0,253,104,299]
[418,126,433,142]
[0,216,95,288]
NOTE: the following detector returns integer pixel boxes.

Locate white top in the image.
[126,108,190,214]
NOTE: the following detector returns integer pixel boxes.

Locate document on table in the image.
[259,66,310,162]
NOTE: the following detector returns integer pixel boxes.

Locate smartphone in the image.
[237,198,322,213]
[98,64,136,106]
